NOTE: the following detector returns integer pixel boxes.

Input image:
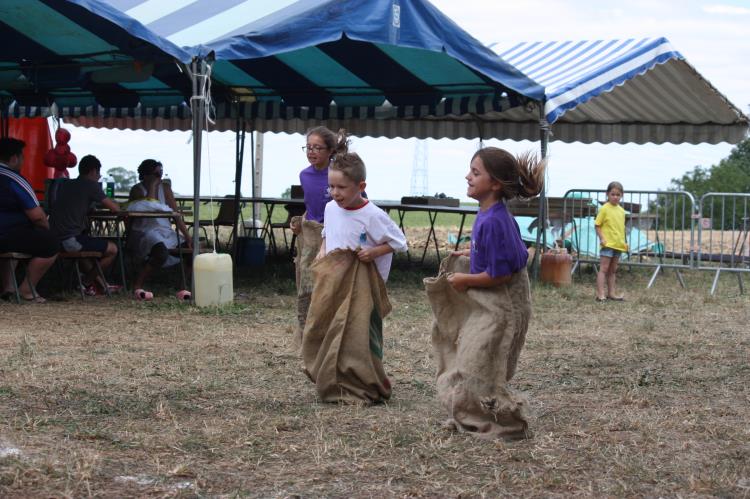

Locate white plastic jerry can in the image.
[193,253,233,307]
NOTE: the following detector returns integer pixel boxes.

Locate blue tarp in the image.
[195,0,544,108]
[565,216,655,260]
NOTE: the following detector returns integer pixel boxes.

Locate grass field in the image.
[181,199,479,228]
[1,258,749,497]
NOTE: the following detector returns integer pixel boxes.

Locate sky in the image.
[65,0,750,201]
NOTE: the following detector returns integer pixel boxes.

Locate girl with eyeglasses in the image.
[295,126,348,225]
[291,127,349,344]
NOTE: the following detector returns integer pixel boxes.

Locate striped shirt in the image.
[0,162,39,236]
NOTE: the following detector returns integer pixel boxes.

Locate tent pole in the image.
[532,104,550,281]
[250,130,256,232]
[190,59,207,298]
[253,132,264,225]
[231,111,246,261]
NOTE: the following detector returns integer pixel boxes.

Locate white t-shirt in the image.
[322,200,408,282]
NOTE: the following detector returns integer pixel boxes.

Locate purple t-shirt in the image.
[299,165,330,223]
[470,201,528,277]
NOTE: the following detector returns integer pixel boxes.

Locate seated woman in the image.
[127,159,191,301]
[0,138,58,303]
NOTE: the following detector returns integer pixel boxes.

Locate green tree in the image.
[106,167,138,192]
[280,187,291,199]
[670,138,750,195]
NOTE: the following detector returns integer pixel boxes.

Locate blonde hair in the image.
[331,152,366,183]
[472,147,546,201]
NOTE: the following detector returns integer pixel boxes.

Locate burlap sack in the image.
[424,254,531,440]
[293,217,323,345]
[302,249,392,404]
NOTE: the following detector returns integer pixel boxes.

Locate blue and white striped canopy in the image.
[497,38,683,124]
[490,37,748,144]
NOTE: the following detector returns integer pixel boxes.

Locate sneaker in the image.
[81,284,97,296]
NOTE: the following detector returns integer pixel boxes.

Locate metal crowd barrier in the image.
[561,189,696,288]
[696,193,750,294]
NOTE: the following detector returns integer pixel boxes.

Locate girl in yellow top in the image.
[595,181,627,301]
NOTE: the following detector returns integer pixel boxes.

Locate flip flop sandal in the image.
[176,289,192,301]
[607,296,625,301]
[134,289,154,301]
[22,295,46,304]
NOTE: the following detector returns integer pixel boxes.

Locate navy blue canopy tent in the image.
[5,1,747,273]
[2,0,550,271]
[178,0,545,256]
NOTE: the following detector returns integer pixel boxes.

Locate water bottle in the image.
[105,176,115,198]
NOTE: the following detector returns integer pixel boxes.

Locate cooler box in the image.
[236,236,265,266]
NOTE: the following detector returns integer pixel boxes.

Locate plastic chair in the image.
[269,204,306,256]
[0,252,36,303]
[57,250,111,300]
[198,196,243,251]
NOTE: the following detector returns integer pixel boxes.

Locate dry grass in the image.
[1,260,749,498]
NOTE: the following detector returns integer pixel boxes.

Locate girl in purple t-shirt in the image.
[292,126,350,226]
[290,127,349,343]
[448,147,545,291]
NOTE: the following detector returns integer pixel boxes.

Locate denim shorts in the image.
[600,247,622,258]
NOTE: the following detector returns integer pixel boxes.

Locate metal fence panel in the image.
[697,193,750,294]
[561,190,696,286]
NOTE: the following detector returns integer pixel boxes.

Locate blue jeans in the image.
[600,247,622,258]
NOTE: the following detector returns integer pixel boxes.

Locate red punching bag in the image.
[7,117,54,200]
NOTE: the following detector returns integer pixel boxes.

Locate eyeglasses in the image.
[302,145,328,153]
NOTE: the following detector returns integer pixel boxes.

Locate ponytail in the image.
[472,147,545,201]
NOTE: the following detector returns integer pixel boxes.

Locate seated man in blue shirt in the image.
[0,138,58,302]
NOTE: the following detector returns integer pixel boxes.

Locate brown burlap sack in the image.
[424,254,531,440]
[302,249,392,404]
[293,217,323,345]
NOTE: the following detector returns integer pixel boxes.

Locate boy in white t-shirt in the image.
[303,152,407,404]
[316,153,407,281]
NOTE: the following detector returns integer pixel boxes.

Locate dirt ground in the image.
[1,260,749,497]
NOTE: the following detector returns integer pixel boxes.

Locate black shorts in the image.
[71,234,109,253]
[0,226,58,258]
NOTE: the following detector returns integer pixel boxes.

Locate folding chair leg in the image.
[268,228,279,256]
[6,259,21,304]
[281,229,289,253]
[74,260,85,300]
[94,259,111,298]
[178,252,188,291]
[25,270,38,301]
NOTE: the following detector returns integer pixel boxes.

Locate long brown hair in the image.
[472,147,546,201]
[306,126,349,160]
